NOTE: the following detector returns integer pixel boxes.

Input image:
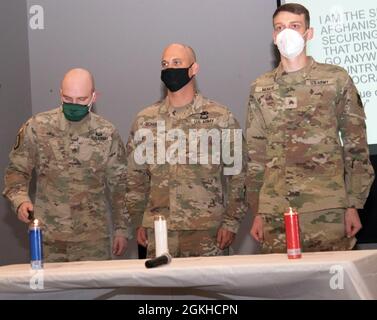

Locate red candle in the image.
[284,207,302,259]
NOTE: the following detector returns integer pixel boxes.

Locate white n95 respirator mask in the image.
[276,28,306,60]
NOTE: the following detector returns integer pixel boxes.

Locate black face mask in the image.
[160,64,194,92]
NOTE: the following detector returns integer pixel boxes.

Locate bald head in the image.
[60,68,95,105]
[161,43,197,68]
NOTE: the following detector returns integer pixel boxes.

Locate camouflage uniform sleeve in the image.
[3,118,36,213]
[106,129,131,239]
[337,76,375,208]
[245,83,267,216]
[221,113,247,234]
[125,120,150,231]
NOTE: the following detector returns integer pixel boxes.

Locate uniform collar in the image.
[274,56,315,85]
[159,93,205,119]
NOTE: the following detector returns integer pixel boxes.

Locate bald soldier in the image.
[3,68,130,262]
[126,44,247,258]
[246,3,374,253]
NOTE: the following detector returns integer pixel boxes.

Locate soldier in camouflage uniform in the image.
[246,4,374,253]
[126,43,247,258]
[3,68,130,262]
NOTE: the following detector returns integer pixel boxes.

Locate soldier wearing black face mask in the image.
[126,43,247,258]
[161,62,194,92]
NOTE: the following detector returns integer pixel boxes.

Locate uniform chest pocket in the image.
[39,135,67,162]
[75,136,112,168]
[305,79,337,106]
[297,84,338,129]
[184,125,223,166]
[257,91,279,108]
[256,91,284,129]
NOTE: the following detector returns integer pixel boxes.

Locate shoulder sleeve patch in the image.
[13,126,25,150]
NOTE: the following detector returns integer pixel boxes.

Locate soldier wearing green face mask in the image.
[3,68,130,262]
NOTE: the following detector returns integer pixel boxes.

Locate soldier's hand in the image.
[216,228,235,250]
[112,235,127,256]
[345,208,362,238]
[17,201,34,224]
[250,215,264,242]
[136,226,148,247]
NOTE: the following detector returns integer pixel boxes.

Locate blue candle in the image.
[29,219,43,269]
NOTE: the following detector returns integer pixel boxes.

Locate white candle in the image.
[154,215,168,257]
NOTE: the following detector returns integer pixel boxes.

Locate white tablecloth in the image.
[1,250,376,299]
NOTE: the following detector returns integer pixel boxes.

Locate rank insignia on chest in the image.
[284,97,298,109]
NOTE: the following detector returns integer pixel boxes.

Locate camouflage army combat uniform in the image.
[3,108,130,262]
[126,93,247,257]
[246,57,374,253]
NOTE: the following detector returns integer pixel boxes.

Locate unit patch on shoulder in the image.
[14,127,25,150]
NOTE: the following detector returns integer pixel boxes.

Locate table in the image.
[1,250,376,299]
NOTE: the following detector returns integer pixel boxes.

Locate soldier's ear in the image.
[273,31,278,45]
[59,89,64,102]
[92,91,97,103]
[190,62,199,77]
[305,27,314,41]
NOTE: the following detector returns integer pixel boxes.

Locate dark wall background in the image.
[358,155,377,244]
[0,0,32,265]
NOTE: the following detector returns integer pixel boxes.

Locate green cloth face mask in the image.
[62,94,94,121]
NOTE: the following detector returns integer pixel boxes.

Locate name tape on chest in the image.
[306,79,335,86]
[191,118,215,125]
[255,84,279,93]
